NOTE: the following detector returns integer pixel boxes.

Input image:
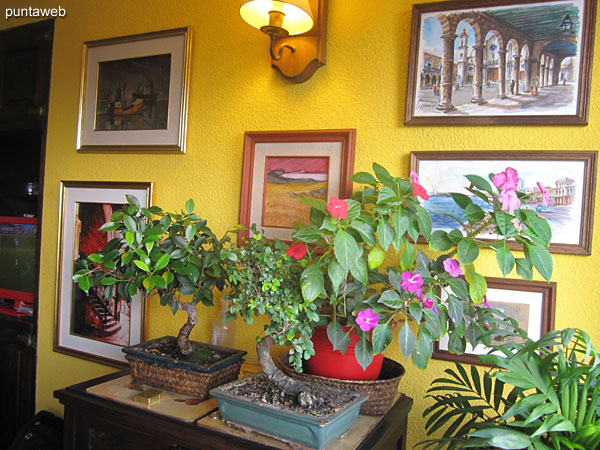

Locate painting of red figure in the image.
[71,202,132,347]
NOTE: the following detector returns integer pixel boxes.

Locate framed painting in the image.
[410,150,597,254]
[76,27,190,152]
[55,181,152,367]
[405,0,597,125]
[238,130,356,244]
[433,277,556,365]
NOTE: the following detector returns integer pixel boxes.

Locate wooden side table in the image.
[54,370,412,450]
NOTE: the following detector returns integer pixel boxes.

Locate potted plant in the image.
[73,196,246,398]
[286,163,553,378]
[417,327,600,449]
[209,228,368,449]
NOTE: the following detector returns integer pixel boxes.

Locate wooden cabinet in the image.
[55,371,413,450]
[0,315,36,449]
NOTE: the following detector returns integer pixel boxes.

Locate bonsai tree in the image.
[226,227,319,406]
[287,163,554,370]
[417,327,600,449]
[73,196,236,356]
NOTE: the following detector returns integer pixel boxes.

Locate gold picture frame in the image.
[54,181,152,367]
[76,28,191,153]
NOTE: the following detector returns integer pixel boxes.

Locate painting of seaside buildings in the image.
[417,159,584,246]
[411,0,590,118]
[262,156,329,229]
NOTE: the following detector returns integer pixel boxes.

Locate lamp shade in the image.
[240,0,314,35]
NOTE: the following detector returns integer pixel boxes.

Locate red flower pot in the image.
[305,326,384,380]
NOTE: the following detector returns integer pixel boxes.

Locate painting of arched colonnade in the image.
[405,0,596,125]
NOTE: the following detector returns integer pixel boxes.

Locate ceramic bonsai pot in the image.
[210,372,369,449]
[122,336,247,399]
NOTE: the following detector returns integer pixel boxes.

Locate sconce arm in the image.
[270,34,295,61]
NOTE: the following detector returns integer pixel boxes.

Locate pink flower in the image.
[422,297,433,309]
[410,170,420,183]
[537,182,550,206]
[492,167,519,192]
[287,243,307,260]
[327,197,349,219]
[400,271,424,293]
[499,189,521,213]
[484,295,491,308]
[412,182,430,200]
[356,308,379,332]
[443,258,462,278]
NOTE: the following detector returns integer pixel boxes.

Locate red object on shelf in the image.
[305,325,384,380]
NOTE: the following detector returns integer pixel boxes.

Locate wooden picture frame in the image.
[405,0,597,125]
[54,181,152,367]
[76,27,191,153]
[433,277,556,366]
[410,150,597,255]
[238,129,356,244]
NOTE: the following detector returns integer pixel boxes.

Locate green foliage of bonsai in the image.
[417,328,600,450]
[73,196,236,355]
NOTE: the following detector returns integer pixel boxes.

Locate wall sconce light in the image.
[560,14,574,33]
[240,0,327,83]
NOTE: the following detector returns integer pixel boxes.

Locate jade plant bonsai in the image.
[73,196,236,356]
[287,163,554,370]
[225,227,319,406]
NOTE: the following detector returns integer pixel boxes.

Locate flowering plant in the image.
[288,163,553,370]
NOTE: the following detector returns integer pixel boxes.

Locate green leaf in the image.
[350,171,378,187]
[373,324,392,354]
[154,253,170,271]
[350,256,368,285]
[398,321,416,360]
[464,265,486,302]
[464,174,493,194]
[301,264,324,301]
[521,210,552,246]
[372,162,394,186]
[145,225,164,236]
[378,290,403,309]
[355,336,374,371]
[429,230,453,252]
[392,210,409,251]
[185,224,196,242]
[496,243,515,276]
[447,277,469,301]
[450,192,473,209]
[350,222,377,246]
[377,220,394,251]
[408,302,423,323]
[346,200,361,221]
[448,295,464,325]
[98,221,120,231]
[457,239,479,265]
[125,231,135,247]
[462,203,485,224]
[378,186,401,204]
[133,260,151,272]
[469,428,531,448]
[526,244,553,282]
[416,205,433,240]
[99,277,119,286]
[293,225,322,243]
[334,229,358,271]
[78,275,91,292]
[88,253,103,263]
[423,308,442,340]
[531,415,575,438]
[327,259,346,295]
[142,276,156,291]
[185,198,195,214]
[123,215,137,233]
[495,211,515,237]
[516,257,534,280]
[327,321,350,353]
[400,240,416,271]
[126,194,140,208]
[298,197,327,213]
[367,246,386,270]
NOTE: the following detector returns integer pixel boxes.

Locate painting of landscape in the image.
[262,156,329,229]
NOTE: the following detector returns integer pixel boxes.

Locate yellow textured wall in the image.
[3,1,600,447]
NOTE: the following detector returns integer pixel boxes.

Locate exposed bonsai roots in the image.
[256,335,316,408]
[177,300,197,355]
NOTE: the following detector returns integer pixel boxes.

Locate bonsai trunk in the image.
[256,335,315,408]
[177,300,197,355]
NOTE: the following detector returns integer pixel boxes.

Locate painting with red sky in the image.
[262,156,330,228]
